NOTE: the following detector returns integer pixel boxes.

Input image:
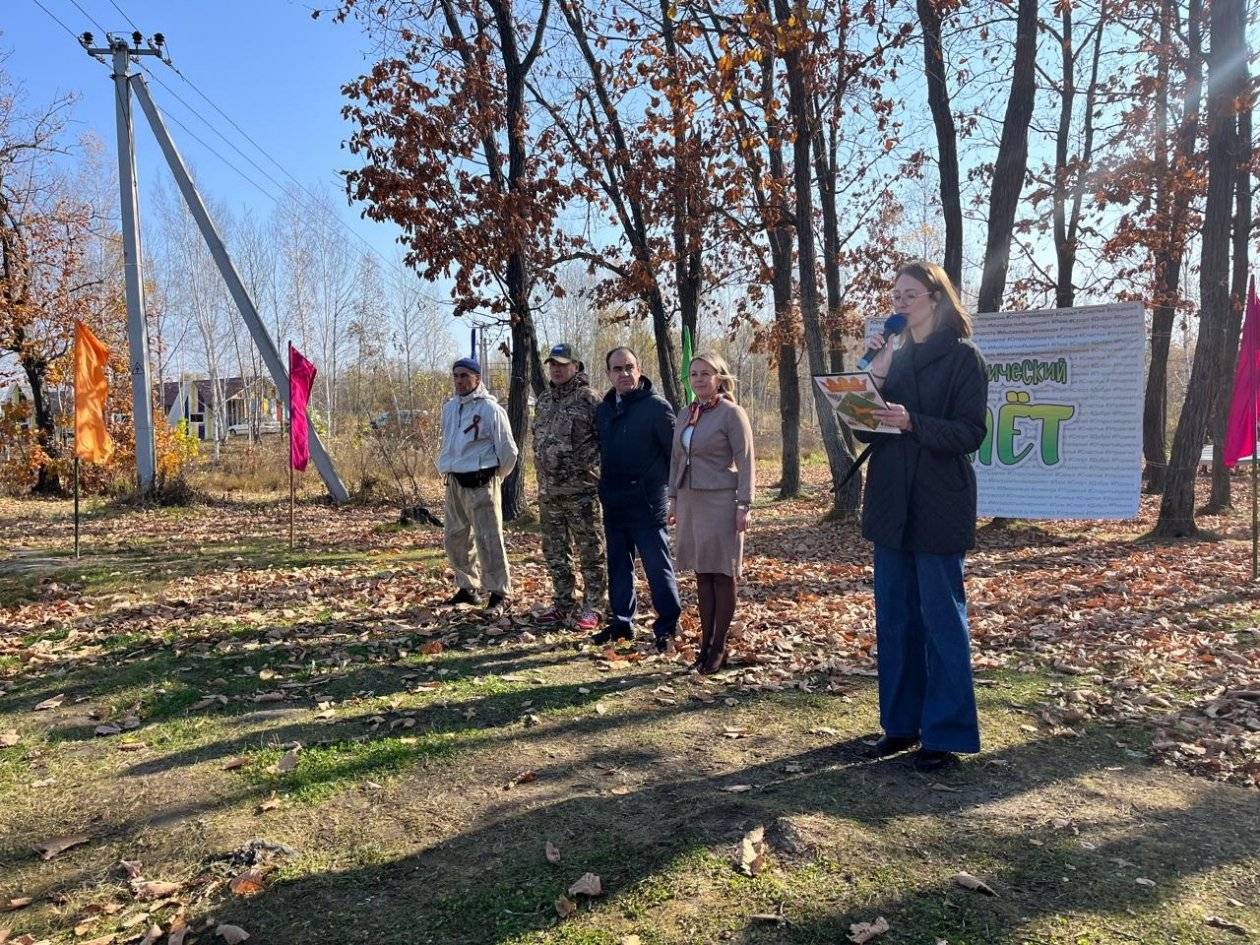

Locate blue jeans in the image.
[605,521,681,638]
[873,544,981,753]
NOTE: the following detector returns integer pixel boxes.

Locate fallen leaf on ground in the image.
[952,871,996,896]
[1,900,31,913]
[167,916,189,945]
[223,757,249,771]
[215,925,250,944]
[568,873,602,897]
[545,841,561,864]
[809,727,839,736]
[1135,877,1156,887]
[848,916,890,943]
[32,835,88,860]
[420,641,444,655]
[137,925,163,945]
[229,868,267,897]
[737,825,767,877]
[95,724,122,737]
[0,731,19,748]
[1204,915,1250,936]
[554,895,577,918]
[132,880,181,900]
[505,770,537,789]
[256,794,281,814]
[721,784,753,793]
[118,859,143,879]
[272,748,300,774]
[34,694,65,711]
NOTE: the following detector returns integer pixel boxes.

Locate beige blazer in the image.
[668,398,755,504]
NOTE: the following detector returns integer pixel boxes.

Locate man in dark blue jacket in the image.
[592,346,681,651]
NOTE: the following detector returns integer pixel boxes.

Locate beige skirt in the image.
[674,485,744,578]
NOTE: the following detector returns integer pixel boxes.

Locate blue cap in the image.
[453,356,481,375]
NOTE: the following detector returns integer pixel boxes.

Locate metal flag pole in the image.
[288,342,295,553]
[1252,347,1257,581]
[74,457,81,560]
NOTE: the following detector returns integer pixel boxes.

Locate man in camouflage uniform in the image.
[531,343,606,630]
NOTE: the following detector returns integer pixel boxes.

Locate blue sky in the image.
[6,0,407,263]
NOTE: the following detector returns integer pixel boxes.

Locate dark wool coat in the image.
[596,377,676,528]
[854,327,988,554]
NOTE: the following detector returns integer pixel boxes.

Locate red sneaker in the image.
[576,610,600,631]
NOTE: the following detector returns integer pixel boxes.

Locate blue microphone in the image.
[856,314,908,372]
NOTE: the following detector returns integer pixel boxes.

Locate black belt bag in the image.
[452,467,496,489]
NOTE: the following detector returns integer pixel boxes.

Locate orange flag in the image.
[74,321,115,464]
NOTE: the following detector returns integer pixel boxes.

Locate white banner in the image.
[867,303,1145,520]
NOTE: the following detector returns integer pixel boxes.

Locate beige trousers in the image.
[444,475,511,596]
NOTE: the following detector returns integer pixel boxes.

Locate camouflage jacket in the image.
[531,372,601,496]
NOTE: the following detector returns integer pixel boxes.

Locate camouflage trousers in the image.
[539,492,607,613]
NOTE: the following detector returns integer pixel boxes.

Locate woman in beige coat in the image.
[667,352,755,673]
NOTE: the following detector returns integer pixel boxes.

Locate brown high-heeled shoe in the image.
[690,623,714,672]
[700,622,729,674]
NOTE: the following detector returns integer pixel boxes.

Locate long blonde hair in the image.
[690,351,737,402]
[897,260,973,338]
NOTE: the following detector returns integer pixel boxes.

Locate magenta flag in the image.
[1224,276,1260,467]
[288,343,317,472]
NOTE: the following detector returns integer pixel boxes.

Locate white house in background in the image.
[160,375,284,441]
[0,380,74,448]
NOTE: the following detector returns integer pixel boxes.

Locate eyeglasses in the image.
[609,364,638,375]
[891,291,928,303]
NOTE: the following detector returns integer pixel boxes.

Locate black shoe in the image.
[653,633,673,654]
[913,749,959,773]
[869,734,919,759]
[484,592,507,615]
[447,588,480,606]
[590,623,633,645]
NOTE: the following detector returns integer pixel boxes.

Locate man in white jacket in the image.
[436,357,519,614]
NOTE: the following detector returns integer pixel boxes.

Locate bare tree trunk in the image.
[977,0,1038,314]
[1143,0,1203,493]
[917,0,962,285]
[491,0,548,522]
[551,0,683,408]
[771,231,801,498]
[1154,0,1244,537]
[1206,74,1253,512]
[1053,10,1103,308]
[774,0,859,514]
[21,351,63,495]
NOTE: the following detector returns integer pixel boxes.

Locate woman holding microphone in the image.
[856,260,988,773]
[668,352,755,674]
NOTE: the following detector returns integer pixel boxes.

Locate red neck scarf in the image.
[685,395,722,429]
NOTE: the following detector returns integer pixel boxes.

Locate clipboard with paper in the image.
[812,372,903,435]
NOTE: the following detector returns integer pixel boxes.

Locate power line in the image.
[160,63,453,303]
[46,0,456,309]
[146,100,287,205]
[26,0,83,43]
[139,66,296,202]
[106,0,139,31]
[63,0,106,33]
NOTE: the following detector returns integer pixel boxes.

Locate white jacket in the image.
[436,383,519,478]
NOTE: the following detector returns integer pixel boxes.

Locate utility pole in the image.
[83,32,160,492]
[81,31,349,502]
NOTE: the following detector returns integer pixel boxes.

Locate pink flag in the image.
[289,343,317,472]
[1224,276,1260,467]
